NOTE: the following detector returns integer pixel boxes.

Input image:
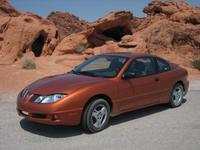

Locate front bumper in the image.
[17,94,82,126]
[17,108,81,125]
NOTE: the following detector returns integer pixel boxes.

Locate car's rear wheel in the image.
[82,98,110,133]
[170,83,184,108]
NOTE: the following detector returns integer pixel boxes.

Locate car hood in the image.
[27,73,108,95]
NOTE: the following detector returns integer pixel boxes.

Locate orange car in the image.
[17,52,189,133]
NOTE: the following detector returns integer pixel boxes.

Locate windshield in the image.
[71,55,128,78]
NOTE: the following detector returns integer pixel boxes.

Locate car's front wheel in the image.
[170,83,184,108]
[82,98,110,133]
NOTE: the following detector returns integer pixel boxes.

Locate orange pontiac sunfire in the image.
[17,52,189,133]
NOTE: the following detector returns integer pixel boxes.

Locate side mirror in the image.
[122,72,136,80]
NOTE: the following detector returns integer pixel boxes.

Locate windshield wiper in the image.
[77,71,97,77]
[70,70,98,77]
[70,70,77,74]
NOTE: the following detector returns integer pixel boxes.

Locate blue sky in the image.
[7,0,200,22]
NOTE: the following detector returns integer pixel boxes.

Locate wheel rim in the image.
[172,85,183,106]
[91,104,108,129]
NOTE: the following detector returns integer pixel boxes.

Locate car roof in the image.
[102,52,153,58]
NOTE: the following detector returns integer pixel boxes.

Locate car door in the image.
[154,57,172,103]
[118,57,160,112]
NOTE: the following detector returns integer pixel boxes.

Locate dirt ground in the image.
[0,55,83,92]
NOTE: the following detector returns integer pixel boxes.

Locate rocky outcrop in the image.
[0,0,92,64]
[54,1,200,55]
[126,19,200,52]
[0,13,58,64]
[53,1,200,70]
[0,0,20,17]
[54,11,135,55]
[120,1,200,52]
[47,11,89,39]
[143,1,200,25]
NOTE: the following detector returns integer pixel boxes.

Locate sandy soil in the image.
[0,55,83,93]
[0,55,199,93]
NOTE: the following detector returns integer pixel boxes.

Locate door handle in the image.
[155,77,160,82]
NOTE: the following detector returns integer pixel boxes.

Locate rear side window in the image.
[156,58,170,72]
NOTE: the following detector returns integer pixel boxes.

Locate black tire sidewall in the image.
[82,99,110,133]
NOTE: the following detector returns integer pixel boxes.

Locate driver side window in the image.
[126,57,156,77]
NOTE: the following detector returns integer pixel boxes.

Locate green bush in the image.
[192,59,200,70]
[74,43,89,54]
[22,59,36,70]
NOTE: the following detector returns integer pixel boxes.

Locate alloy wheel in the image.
[172,85,183,106]
[91,104,108,129]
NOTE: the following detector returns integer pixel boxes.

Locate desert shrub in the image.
[192,59,200,70]
[22,59,36,70]
[74,43,89,54]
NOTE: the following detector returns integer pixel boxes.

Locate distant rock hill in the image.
[47,11,89,39]
[0,0,200,70]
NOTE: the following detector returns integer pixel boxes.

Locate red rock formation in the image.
[54,11,136,55]
[47,11,89,39]
[122,0,200,52]
[143,0,200,25]
[0,13,58,64]
[0,1,92,64]
[0,0,20,17]
[53,1,200,70]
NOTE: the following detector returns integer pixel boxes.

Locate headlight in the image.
[33,94,66,104]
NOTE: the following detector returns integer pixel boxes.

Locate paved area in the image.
[0,80,200,150]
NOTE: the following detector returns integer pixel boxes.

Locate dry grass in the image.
[22,59,36,70]
[192,60,200,71]
[74,43,89,54]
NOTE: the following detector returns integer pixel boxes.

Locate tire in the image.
[169,83,184,108]
[82,98,110,133]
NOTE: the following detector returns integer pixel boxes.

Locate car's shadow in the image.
[20,99,187,138]
[20,119,83,138]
